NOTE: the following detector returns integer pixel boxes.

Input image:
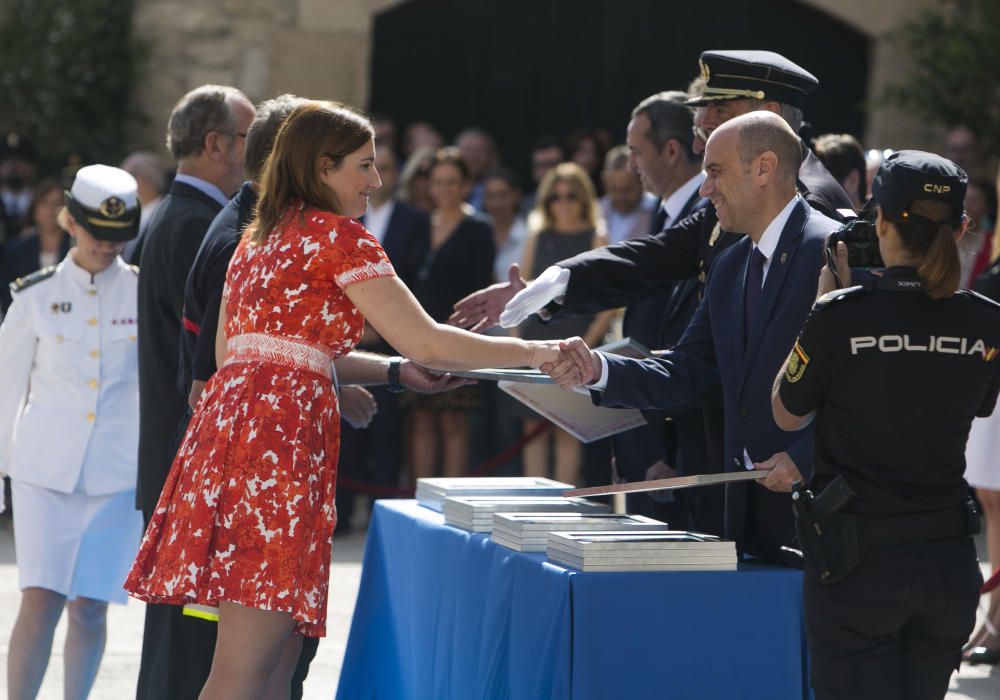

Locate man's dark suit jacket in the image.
[596,198,840,560]
[376,199,429,290]
[0,232,72,311]
[180,182,256,392]
[136,180,223,515]
[551,139,850,316]
[611,190,723,532]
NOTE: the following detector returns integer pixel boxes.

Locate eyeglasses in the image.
[692,125,710,143]
[546,192,579,204]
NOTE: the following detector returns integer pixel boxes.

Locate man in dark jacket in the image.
[609,91,720,534]
[450,50,852,334]
[134,83,254,700]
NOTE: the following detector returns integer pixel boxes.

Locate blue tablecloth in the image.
[336,500,810,699]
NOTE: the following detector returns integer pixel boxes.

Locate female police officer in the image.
[769,150,1000,700]
[0,165,144,699]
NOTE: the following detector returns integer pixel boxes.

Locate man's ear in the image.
[202,130,225,162]
[756,151,778,183]
[663,138,680,163]
[762,101,782,116]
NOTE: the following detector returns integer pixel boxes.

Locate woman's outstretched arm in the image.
[345,276,560,371]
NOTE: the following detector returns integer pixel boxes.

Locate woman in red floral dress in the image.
[124,101,562,698]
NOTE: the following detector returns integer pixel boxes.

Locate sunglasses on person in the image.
[546,191,579,204]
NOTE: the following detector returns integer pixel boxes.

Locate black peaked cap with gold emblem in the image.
[685,50,819,109]
[64,164,140,241]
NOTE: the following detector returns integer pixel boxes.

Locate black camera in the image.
[826,210,883,270]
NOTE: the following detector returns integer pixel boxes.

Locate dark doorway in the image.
[369,0,870,184]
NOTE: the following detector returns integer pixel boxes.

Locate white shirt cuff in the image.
[577,351,610,392]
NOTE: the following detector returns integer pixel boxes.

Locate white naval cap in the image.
[65,164,140,241]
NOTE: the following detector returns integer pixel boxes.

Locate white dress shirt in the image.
[660,172,707,229]
[173,173,230,207]
[364,199,395,244]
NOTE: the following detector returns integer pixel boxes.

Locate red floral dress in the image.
[124,203,394,637]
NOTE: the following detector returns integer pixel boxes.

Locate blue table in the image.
[336,500,810,699]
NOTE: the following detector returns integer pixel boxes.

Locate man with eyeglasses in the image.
[133,83,255,700]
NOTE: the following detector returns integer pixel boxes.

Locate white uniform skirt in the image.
[11,480,143,604]
[966,411,1000,492]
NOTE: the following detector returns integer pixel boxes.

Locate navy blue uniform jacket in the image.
[595,197,840,550]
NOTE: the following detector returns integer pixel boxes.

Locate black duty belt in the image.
[863,501,979,548]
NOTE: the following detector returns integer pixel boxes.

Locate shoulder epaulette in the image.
[9,265,57,294]
[957,289,1000,310]
[814,284,869,310]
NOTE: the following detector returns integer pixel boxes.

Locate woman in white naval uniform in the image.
[0,165,144,700]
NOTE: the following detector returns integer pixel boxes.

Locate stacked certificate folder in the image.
[546,531,738,572]
[416,477,574,512]
[442,496,609,533]
[491,513,670,552]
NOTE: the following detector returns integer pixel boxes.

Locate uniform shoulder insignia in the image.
[9,265,57,294]
[814,284,868,310]
[957,289,1000,310]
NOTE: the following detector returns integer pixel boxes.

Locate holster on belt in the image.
[793,476,981,585]
[792,477,865,584]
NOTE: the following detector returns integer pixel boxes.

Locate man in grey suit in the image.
[134,84,254,700]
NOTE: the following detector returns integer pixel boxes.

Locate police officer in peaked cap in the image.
[687,50,855,220]
[469,49,855,339]
[772,151,1000,699]
[0,164,144,699]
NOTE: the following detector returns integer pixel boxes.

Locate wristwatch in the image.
[387,357,404,393]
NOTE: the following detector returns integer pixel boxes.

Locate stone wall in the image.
[130,0,942,155]
[802,0,942,150]
[131,0,401,152]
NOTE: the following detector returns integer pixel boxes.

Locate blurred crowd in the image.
[1,114,996,527]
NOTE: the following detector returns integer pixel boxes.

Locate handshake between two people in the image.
[527,337,602,389]
[448,262,601,388]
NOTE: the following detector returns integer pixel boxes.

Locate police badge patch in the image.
[785,341,809,383]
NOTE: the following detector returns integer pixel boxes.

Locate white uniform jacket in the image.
[0,254,139,494]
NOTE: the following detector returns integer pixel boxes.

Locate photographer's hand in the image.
[818,239,851,298]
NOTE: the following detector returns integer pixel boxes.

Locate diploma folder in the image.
[546,531,738,572]
[497,337,652,443]
[416,476,574,512]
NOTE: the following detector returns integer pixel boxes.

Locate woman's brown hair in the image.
[886,199,966,299]
[249,100,374,244]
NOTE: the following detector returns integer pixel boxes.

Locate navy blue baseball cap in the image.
[686,50,819,109]
[871,150,967,228]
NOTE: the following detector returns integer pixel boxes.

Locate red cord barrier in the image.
[469,420,551,476]
[982,566,1000,595]
[338,420,554,497]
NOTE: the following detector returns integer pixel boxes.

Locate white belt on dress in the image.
[225,333,333,378]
